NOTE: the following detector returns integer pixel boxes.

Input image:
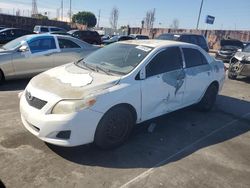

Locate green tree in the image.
[72,11,97,28]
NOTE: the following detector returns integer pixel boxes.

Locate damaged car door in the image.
[182,48,212,106]
[141,47,185,121]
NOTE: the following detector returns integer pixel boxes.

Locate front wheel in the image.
[94,106,135,149]
[196,84,218,112]
[0,70,4,84]
[228,71,237,80]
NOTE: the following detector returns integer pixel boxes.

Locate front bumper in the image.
[20,93,103,147]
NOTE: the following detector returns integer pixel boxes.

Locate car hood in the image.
[29,63,121,99]
[234,52,250,61]
[220,45,241,51]
[220,40,243,48]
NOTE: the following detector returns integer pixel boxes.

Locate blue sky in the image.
[0,0,250,30]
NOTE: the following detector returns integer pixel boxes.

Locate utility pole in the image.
[61,0,64,21]
[31,0,38,16]
[196,0,204,30]
[97,9,101,28]
[69,0,72,22]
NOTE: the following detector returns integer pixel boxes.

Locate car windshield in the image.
[2,36,28,50]
[243,45,250,53]
[78,43,153,75]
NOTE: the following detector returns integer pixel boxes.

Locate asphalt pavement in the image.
[0,74,249,188]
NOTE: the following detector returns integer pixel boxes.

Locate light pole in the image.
[69,0,72,22]
[196,0,204,30]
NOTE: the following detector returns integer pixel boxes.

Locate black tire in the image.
[196,84,218,112]
[228,71,237,80]
[94,105,135,149]
[0,70,4,84]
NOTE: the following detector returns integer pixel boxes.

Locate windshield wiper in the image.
[75,59,96,72]
[95,65,112,75]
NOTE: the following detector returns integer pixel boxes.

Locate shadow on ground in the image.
[235,76,250,84]
[47,95,250,169]
[0,79,30,91]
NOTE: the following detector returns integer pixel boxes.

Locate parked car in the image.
[130,34,149,40]
[0,34,99,83]
[102,35,134,45]
[101,35,110,42]
[68,30,102,45]
[19,40,225,149]
[228,43,250,79]
[0,28,34,44]
[215,39,244,62]
[49,31,72,36]
[157,33,209,52]
[33,25,67,34]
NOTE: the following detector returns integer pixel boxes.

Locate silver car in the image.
[0,34,99,83]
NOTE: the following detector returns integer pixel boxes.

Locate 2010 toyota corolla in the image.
[19,40,225,149]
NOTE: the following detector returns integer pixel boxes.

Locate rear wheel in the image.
[0,70,4,84]
[94,106,135,149]
[196,84,218,112]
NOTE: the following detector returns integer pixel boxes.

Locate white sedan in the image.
[19,40,225,149]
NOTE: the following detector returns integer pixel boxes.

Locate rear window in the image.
[156,34,175,40]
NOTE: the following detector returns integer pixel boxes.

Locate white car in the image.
[19,40,225,149]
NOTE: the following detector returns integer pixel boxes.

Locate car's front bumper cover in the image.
[20,93,103,147]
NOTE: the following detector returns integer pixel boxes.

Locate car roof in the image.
[119,39,197,49]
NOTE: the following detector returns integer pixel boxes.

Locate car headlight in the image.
[52,98,96,114]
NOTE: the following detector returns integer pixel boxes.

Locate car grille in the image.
[25,91,47,110]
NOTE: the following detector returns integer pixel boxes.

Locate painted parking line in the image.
[119,112,250,188]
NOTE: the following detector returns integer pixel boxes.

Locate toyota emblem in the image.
[26,92,33,101]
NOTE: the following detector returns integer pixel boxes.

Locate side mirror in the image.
[237,49,242,52]
[18,45,29,52]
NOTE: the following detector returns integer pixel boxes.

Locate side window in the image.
[180,35,191,43]
[28,37,56,53]
[146,47,183,78]
[189,36,198,45]
[58,38,81,49]
[198,36,207,47]
[183,48,208,68]
[41,27,49,32]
